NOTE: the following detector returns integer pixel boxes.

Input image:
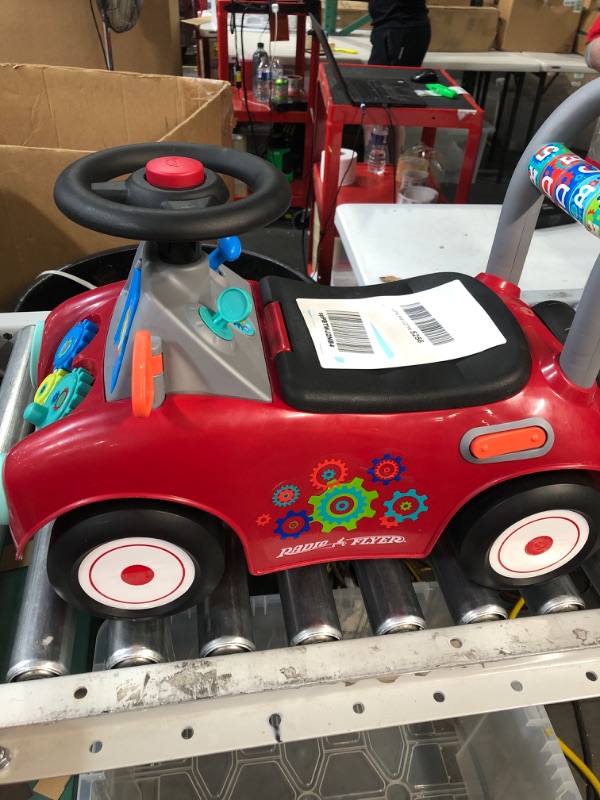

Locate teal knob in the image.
[199,287,253,341]
[24,401,49,428]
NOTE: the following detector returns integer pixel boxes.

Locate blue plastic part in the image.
[0,453,9,526]
[30,320,45,388]
[199,287,253,341]
[208,236,242,271]
[54,319,99,371]
[25,368,94,430]
[233,318,255,336]
[110,267,142,392]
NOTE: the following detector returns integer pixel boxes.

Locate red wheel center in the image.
[524,535,554,556]
[120,564,155,586]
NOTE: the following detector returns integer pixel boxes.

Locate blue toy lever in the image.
[208,236,242,271]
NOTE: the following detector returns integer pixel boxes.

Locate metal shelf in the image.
[1,610,600,782]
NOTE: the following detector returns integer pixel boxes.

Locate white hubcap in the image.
[78,537,195,611]
[489,509,589,579]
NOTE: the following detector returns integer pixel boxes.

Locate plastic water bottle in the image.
[367,130,388,175]
[255,63,271,102]
[252,43,268,95]
[270,56,283,97]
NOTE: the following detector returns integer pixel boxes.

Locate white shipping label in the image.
[297,280,507,370]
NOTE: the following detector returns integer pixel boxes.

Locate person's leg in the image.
[369,27,391,65]
[396,24,431,67]
[371,24,431,68]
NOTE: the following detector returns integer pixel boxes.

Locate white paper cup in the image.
[400,169,429,190]
[397,186,439,204]
[320,148,358,187]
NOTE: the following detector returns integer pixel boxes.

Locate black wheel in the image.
[448,471,600,589]
[53,142,292,242]
[47,501,225,619]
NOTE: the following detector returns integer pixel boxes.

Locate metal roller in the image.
[520,575,585,615]
[6,524,77,681]
[278,564,342,646]
[582,550,600,596]
[197,529,255,657]
[105,619,170,669]
[429,538,507,624]
[0,326,35,556]
[353,559,426,634]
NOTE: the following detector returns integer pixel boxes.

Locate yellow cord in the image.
[405,561,422,582]
[509,596,525,619]
[557,736,600,796]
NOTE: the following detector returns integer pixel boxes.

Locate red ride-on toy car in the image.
[4,81,600,619]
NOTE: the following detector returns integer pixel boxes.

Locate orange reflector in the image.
[470,426,547,459]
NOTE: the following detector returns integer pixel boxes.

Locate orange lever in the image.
[132,330,163,418]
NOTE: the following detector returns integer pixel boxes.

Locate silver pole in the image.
[353,559,425,634]
[520,575,585,615]
[6,524,77,681]
[0,326,35,556]
[105,619,170,669]
[197,529,255,657]
[278,564,342,646]
[429,538,507,624]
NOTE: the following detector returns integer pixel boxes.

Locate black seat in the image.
[260,272,531,414]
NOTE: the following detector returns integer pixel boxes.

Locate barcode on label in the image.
[401,302,454,345]
[327,310,374,353]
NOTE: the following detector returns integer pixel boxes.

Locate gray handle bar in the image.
[486,77,600,390]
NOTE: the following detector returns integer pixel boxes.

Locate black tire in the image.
[47,501,225,619]
[448,471,600,589]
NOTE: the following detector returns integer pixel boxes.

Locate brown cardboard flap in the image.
[0,63,233,311]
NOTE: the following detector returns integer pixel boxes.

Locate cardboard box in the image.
[0,0,182,75]
[0,63,233,311]
[428,0,495,5]
[336,1,369,31]
[497,0,582,53]
[429,7,499,52]
[575,31,589,53]
[584,0,600,10]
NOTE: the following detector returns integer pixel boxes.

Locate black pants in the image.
[368,23,431,67]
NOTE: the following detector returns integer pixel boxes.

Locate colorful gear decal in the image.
[379,514,399,529]
[383,489,428,523]
[272,484,300,507]
[309,458,348,489]
[256,514,271,526]
[274,509,313,540]
[309,477,378,533]
[54,319,99,372]
[24,368,94,430]
[367,453,406,485]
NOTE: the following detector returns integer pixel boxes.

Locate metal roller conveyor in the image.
[105,619,170,669]
[0,326,36,557]
[520,575,585,615]
[278,564,342,646]
[197,528,255,657]
[429,538,507,625]
[353,559,426,635]
[582,549,600,597]
[6,524,77,681]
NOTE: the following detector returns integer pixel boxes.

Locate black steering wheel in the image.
[54,142,293,242]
